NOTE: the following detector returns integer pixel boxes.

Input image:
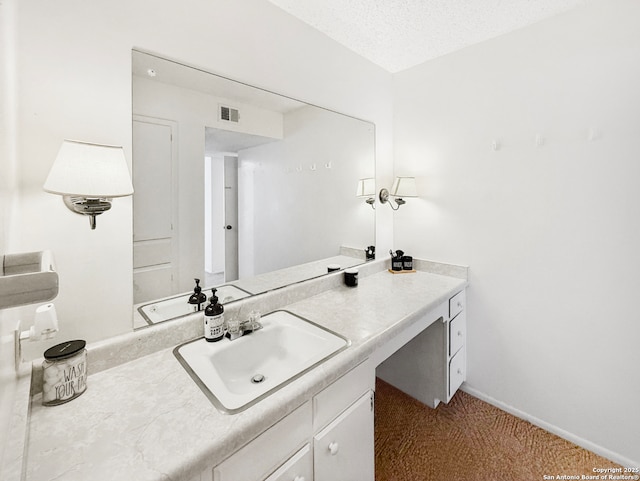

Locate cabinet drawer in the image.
[264,444,312,481]
[449,290,465,320]
[313,360,373,431]
[214,401,311,481]
[449,311,465,356]
[449,349,465,398]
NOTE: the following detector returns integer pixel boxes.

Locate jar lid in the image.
[44,340,86,360]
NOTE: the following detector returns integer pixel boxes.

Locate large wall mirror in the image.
[131,50,375,328]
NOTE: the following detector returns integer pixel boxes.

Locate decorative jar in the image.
[42,340,87,406]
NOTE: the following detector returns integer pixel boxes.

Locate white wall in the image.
[4,0,392,355]
[393,0,640,465]
[0,0,18,256]
[0,0,20,465]
[238,105,375,277]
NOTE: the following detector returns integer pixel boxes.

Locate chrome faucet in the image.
[227,310,263,341]
[242,310,263,334]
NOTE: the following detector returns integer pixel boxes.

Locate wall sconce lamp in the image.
[356,177,376,209]
[379,176,417,210]
[43,140,134,230]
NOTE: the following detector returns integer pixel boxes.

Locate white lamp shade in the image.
[44,140,134,197]
[390,176,417,197]
[356,178,375,197]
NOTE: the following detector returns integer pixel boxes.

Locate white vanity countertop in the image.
[132,254,364,329]
[24,268,467,481]
[231,254,363,294]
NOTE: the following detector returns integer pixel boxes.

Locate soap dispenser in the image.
[204,288,225,342]
[188,278,207,312]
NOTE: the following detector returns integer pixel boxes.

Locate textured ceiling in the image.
[267,0,586,73]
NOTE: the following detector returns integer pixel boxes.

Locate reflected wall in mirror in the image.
[131,50,375,328]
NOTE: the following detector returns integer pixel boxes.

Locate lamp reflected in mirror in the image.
[356,177,376,209]
[379,176,417,210]
[43,140,134,229]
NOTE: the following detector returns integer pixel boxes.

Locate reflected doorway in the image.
[204,153,239,285]
[204,126,279,286]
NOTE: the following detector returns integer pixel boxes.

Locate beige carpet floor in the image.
[374,378,621,481]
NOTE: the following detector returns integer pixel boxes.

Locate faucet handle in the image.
[248,310,261,325]
[226,317,242,340]
[249,310,262,331]
[240,310,262,334]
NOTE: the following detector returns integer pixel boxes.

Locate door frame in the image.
[223,154,239,282]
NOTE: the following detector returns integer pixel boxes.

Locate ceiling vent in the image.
[219,105,240,123]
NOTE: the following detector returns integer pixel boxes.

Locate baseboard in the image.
[460,384,639,469]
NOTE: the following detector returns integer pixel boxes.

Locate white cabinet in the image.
[214,441,312,481]
[449,290,465,320]
[447,291,466,397]
[376,289,467,408]
[210,361,375,481]
[264,444,313,481]
[313,391,374,481]
[448,294,466,397]
[449,348,465,397]
[313,360,373,431]
[213,401,311,481]
[312,361,375,481]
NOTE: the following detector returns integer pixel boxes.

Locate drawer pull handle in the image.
[457,301,463,308]
[457,368,463,375]
[457,330,463,337]
[328,442,339,455]
[293,477,306,481]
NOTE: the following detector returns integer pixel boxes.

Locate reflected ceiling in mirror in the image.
[131,50,375,328]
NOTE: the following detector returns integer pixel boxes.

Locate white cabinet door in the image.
[449,348,466,398]
[313,391,374,481]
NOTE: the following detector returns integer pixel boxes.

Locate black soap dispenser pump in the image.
[188,278,207,312]
[204,288,225,342]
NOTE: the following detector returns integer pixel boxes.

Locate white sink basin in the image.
[174,310,349,413]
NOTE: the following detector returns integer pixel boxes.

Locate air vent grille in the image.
[219,105,240,123]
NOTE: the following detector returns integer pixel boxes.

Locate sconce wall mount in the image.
[62,196,113,229]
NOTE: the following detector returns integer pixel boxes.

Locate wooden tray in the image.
[388,269,416,274]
